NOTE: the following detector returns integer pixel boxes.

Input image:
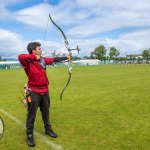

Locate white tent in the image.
[72,59,100,66]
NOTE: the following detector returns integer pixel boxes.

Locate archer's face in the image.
[32,46,42,56]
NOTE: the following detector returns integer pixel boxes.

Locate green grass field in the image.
[0,64,150,150]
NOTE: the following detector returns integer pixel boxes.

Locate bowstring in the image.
[42,15,50,49]
[42,15,60,98]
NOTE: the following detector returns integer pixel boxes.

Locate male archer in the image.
[18,42,71,147]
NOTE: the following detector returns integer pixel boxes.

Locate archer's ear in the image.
[32,50,36,54]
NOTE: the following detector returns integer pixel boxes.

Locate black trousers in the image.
[26,91,51,135]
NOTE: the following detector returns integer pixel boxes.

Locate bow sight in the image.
[69,45,80,53]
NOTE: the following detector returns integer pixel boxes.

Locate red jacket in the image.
[18,54,54,94]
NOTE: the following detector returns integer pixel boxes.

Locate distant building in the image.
[126,54,143,59]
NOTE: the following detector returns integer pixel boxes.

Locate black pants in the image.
[26,91,51,135]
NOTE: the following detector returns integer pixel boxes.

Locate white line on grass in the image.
[0,108,63,150]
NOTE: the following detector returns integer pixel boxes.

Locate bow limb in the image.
[49,14,70,50]
[60,71,71,100]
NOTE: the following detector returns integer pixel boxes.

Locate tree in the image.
[117,56,129,64]
[109,47,120,60]
[128,55,135,64]
[142,49,150,63]
[51,50,57,57]
[137,57,142,64]
[91,45,107,60]
[50,50,62,57]
[90,52,95,59]
[83,56,90,59]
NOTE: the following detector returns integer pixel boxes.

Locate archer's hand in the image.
[35,55,42,60]
[67,55,72,61]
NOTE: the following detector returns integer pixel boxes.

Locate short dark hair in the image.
[27,42,41,54]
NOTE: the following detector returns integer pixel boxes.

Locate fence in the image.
[0,60,117,70]
[0,61,21,69]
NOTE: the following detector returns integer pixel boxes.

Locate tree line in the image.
[83,45,150,64]
[1,45,150,63]
[0,56,6,61]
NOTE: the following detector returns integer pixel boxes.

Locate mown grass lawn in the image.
[0,64,150,150]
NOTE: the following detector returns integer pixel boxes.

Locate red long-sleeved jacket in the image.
[18,54,54,94]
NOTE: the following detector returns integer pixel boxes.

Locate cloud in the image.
[116,29,150,54]
[79,29,150,56]
[14,2,80,28]
[0,28,71,58]
[0,0,150,58]
[11,0,150,37]
[0,29,26,58]
[69,0,150,38]
[15,3,52,28]
[0,0,23,19]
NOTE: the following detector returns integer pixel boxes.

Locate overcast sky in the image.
[0,0,150,59]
